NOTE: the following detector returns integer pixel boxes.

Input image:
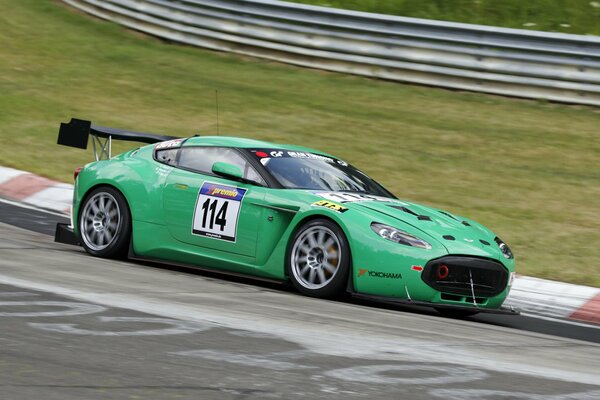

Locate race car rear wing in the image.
[57,118,179,161]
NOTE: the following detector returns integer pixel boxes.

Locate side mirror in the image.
[212,161,243,181]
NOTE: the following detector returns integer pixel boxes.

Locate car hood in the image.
[309,191,502,259]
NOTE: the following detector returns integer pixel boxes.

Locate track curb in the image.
[0,166,72,215]
[1,165,598,325]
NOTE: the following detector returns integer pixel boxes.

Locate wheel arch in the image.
[76,183,133,237]
[76,183,133,258]
[285,212,355,293]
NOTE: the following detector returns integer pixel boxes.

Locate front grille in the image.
[422,256,508,297]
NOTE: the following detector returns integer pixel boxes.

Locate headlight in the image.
[495,237,514,259]
[371,222,432,249]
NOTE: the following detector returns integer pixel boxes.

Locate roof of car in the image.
[182,136,336,158]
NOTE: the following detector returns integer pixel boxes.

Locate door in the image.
[163,146,267,258]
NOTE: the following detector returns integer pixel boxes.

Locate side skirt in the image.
[127,244,285,286]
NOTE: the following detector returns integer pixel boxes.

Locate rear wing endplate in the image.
[58,118,180,161]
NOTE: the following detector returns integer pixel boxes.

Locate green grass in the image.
[0,0,599,286]
[289,0,600,36]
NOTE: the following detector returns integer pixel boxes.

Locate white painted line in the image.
[30,316,211,336]
[0,292,38,297]
[0,197,69,217]
[326,364,488,385]
[429,388,600,400]
[173,349,314,370]
[0,301,105,317]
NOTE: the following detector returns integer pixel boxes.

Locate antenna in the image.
[215,89,220,136]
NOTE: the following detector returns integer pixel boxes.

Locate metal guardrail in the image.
[62,0,600,105]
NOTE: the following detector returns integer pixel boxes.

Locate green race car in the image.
[55,119,517,316]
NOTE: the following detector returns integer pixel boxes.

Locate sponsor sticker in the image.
[155,138,184,150]
[286,151,334,163]
[192,182,247,242]
[250,149,345,165]
[204,184,244,201]
[357,269,402,279]
[411,265,424,272]
[311,200,348,213]
[314,192,404,204]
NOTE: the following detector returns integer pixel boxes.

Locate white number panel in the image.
[192,182,247,242]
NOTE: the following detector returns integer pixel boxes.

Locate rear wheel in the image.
[287,219,350,298]
[79,186,131,258]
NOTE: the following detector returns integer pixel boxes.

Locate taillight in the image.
[74,167,83,180]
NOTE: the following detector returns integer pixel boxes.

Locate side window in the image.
[155,149,178,166]
[178,147,265,186]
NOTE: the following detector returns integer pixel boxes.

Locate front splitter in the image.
[351,292,520,315]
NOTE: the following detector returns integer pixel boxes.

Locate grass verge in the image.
[0,0,598,286]
[289,0,600,36]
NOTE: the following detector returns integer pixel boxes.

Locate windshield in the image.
[248,149,395,198]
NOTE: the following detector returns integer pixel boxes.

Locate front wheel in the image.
[78,186,131,258]
[287,219,350,298]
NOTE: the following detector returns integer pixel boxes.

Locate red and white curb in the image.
[506,276,600,325]
[0,166,73,215]
[0,165,598,326]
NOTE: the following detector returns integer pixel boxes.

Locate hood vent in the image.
[389,205,432,221]
[439,211,458,220]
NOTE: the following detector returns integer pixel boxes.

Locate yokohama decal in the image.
[357,269,402,279]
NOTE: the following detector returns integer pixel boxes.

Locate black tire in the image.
[435,308,479,318]
[78,186,131,259]
[286,218,350,298]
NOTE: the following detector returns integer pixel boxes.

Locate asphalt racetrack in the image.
[1,200,599,399]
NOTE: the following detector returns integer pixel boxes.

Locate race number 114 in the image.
[192,182,247,242]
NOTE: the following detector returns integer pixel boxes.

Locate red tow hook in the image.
[437,264,449,280]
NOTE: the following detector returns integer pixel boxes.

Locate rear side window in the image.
[155,149,178,166]
[178,147,265,186]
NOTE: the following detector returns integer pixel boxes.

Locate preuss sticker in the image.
[192,182,246,242]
